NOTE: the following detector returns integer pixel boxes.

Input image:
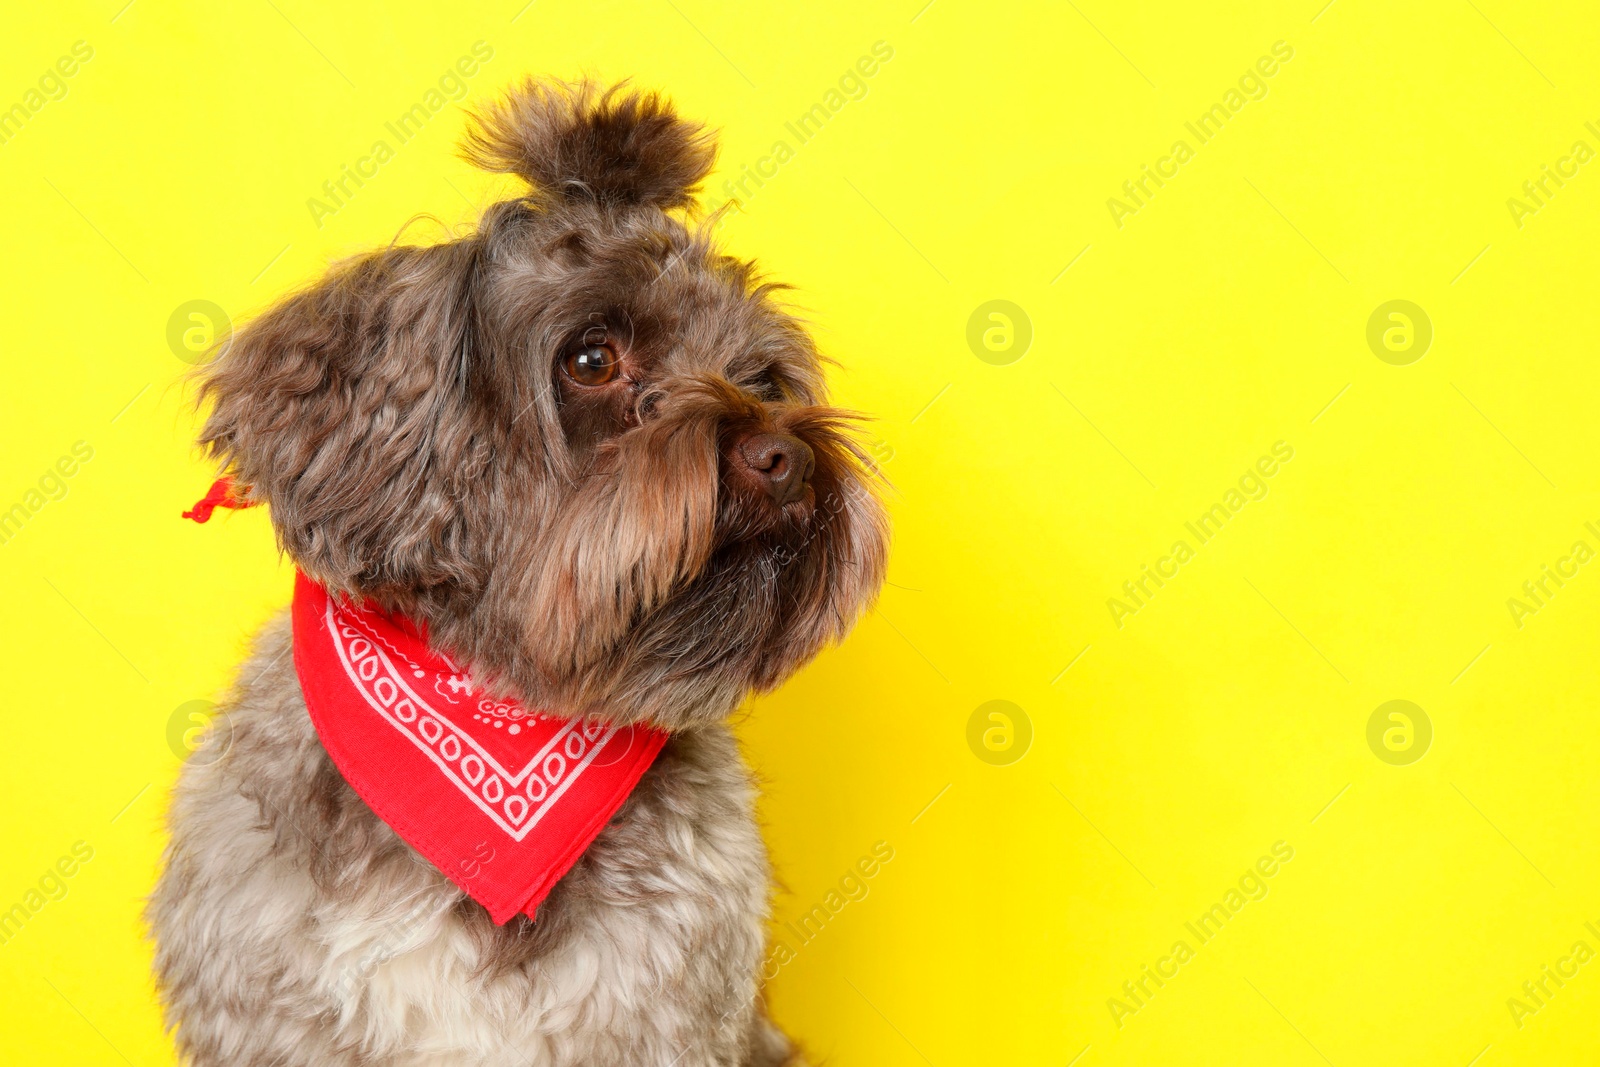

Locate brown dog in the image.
[149,78,888,1066]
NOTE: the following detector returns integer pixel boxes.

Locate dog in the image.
[149,78,889,1066]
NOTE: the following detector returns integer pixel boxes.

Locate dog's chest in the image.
[306,729,772,1065]
[155,617,774,1065]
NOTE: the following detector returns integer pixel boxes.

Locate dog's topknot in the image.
[461,78,717,210]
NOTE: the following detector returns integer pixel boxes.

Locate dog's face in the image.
[197,80,888,728]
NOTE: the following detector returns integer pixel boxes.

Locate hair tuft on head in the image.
[461,78,717,210]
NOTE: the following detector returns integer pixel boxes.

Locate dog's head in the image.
[196,79,888,729]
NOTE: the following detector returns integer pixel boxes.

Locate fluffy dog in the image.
[149,78,888,1066]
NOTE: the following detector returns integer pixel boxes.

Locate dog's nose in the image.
[737,432,814,506]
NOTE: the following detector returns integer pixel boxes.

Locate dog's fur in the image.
[149,79,888,1066]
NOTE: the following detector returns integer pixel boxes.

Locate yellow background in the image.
[3,0,1599,1063]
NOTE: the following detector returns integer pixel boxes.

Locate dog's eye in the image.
[751,370,783,401]
[564,343,619,386]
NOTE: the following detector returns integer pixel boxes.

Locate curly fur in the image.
[461,78,718,210]
[150,77,888,1065]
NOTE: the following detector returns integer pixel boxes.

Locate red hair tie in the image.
[183,475,255,523]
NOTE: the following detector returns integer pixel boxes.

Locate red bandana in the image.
[187,478,669,923]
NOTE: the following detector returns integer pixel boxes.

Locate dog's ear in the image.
[195,239,492,601]
[461,78,716,210]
